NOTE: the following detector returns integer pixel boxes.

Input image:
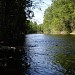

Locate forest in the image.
[0,0,75,44]
[26,0,75,34]
[43,0,75,34]
[0,0,36,46]
[0,0,43,45]
[1,0,75,40]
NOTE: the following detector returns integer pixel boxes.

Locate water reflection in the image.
[24,34,75,75]
[55,53,75,75]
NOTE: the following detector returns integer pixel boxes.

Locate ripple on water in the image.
[24,34,75,75]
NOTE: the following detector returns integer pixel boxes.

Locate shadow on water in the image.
[0,34,28,75]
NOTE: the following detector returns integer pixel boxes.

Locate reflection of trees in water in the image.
[56,53,75,75]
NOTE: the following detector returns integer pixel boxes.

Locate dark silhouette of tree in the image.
[0,0,33,45]
[0,1,33,74]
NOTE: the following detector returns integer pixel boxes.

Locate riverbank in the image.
[43,31,71,35]
[43,30,75,35]
[70,31,75,34]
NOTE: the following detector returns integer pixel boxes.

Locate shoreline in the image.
[70,33,75,35]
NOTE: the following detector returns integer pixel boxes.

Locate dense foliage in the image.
[0,0,33,44]
[28,21,43,33]
[27,21,37,33]
[43,0,75,34]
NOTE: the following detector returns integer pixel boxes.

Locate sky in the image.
[31,0,52,24]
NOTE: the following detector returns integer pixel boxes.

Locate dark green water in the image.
[24,34,75,75]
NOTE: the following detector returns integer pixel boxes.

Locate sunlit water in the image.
[24,34,75,75]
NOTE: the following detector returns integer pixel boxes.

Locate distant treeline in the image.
[27,21,43,33]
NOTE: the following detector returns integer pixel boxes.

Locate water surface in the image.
[24,34,75,75]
